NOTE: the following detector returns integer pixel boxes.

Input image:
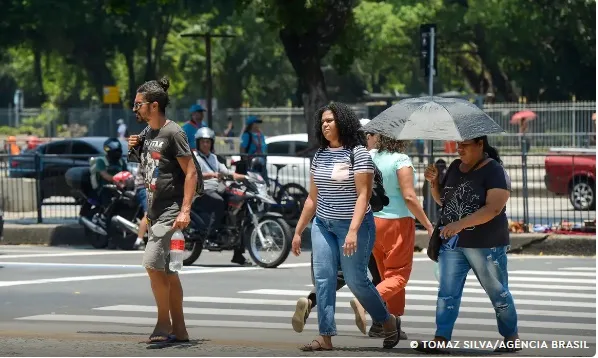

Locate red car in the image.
[544,148,596,211]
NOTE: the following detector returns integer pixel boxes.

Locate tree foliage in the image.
[0,0,594,135]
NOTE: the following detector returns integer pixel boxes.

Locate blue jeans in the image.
[136,187,148,213]
[436,244,518,340]
[311,212,390,336]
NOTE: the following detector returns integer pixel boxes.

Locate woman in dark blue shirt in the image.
[414,135,521,354]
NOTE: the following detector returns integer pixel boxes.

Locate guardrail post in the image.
[34,153,43,224]
[520,137,530,232]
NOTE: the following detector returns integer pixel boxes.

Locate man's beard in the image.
[136,113,149,123]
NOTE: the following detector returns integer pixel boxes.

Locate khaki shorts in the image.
[142,217,176,274]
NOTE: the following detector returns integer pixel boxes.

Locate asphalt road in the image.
[0,246,594,356]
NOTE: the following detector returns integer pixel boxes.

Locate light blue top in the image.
[372,151,416,219]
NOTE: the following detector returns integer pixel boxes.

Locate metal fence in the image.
[0,152,594,234]
[0,100,594,145]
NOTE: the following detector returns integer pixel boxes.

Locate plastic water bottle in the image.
[169,230,185,272]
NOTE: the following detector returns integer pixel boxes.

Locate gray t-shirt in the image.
[195,151,233,192]
[140,121,192,221]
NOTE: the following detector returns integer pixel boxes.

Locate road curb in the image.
[2,222,594,257]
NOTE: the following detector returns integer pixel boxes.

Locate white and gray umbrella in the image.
[362,96,504,141]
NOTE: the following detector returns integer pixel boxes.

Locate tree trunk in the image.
[32,46,46,105]
[124,49,136,106]
[456,54,489,94]
[473,24,518,101]
[144,28,155,81]
[301,63,329,147]
[280,31,329,147]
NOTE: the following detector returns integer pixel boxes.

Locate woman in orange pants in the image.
[351,134,433,338]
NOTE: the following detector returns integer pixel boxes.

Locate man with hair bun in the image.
[128,76,198,344]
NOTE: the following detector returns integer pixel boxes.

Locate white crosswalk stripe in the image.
[13,270,596,344]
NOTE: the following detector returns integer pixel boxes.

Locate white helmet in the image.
[195,127,215,140]
[360,118,370,126]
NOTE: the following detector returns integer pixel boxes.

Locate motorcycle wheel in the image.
[275,183,308,221]
[247,217,292,268]
[183,240,203,266]
[83,204,109,249]
[182,214,204,266]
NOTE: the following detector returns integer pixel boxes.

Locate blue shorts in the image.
[136,187,148,213]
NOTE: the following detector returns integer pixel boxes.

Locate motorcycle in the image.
[183,171,292,268]
[65,165,144,250]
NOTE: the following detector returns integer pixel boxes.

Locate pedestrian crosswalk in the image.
[14,266,596,344]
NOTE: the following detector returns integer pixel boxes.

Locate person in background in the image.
[291,103,401,351]
[414,139,425,163]
[349,133,433,340]
[182,104,206,150]
[26,131,40,151]
[90,138,128,203]
[117,119,128,139]
[193,127,250,266]
[413,136,520,354]
[239,115,268,180]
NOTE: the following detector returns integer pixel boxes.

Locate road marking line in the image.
[184,296,596,318]
[98,302,597,319]
[0,251,144,259]
[559,267,597,271]
[14,314,596,342]
[0,262,203,270]
[0,261,311,287]
[240,289,597,308]
[329,283,595,298]
[509,270,596,277]
[317,280,596,292]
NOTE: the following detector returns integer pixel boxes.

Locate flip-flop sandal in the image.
[299,339,333,351]
[382,316,401,349]
[141,334,176,344]
[146,336,191,349]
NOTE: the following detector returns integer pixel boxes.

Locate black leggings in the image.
[307,252,381,308]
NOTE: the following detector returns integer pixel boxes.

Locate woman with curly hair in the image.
[291,103,401,351]
[349,134,433,338]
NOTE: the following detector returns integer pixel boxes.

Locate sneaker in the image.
[368,322,408,340]
[292,297,311,333]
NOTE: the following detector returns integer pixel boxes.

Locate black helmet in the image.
[249,157,265,173]
[103,138,123,161]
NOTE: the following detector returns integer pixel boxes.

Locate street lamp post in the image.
[181,32,236,128]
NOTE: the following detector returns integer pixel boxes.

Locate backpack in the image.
[349,149,389,212]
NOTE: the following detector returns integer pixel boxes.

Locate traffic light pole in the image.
[425,27,436,223]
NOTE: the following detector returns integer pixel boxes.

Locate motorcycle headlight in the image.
[256,183,268,196]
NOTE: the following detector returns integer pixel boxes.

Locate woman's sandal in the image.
[300,339,333,351]
[382,315,402,349]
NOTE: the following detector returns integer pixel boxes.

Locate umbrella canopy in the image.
[510,110,537,124]
[362,96,504,141]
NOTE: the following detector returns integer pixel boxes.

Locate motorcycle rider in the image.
[90,138,128,205]
[193,127,251,266]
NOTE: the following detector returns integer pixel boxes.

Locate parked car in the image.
[544,147,596,211]
[231,133,313,188]
[8,137,129,200]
